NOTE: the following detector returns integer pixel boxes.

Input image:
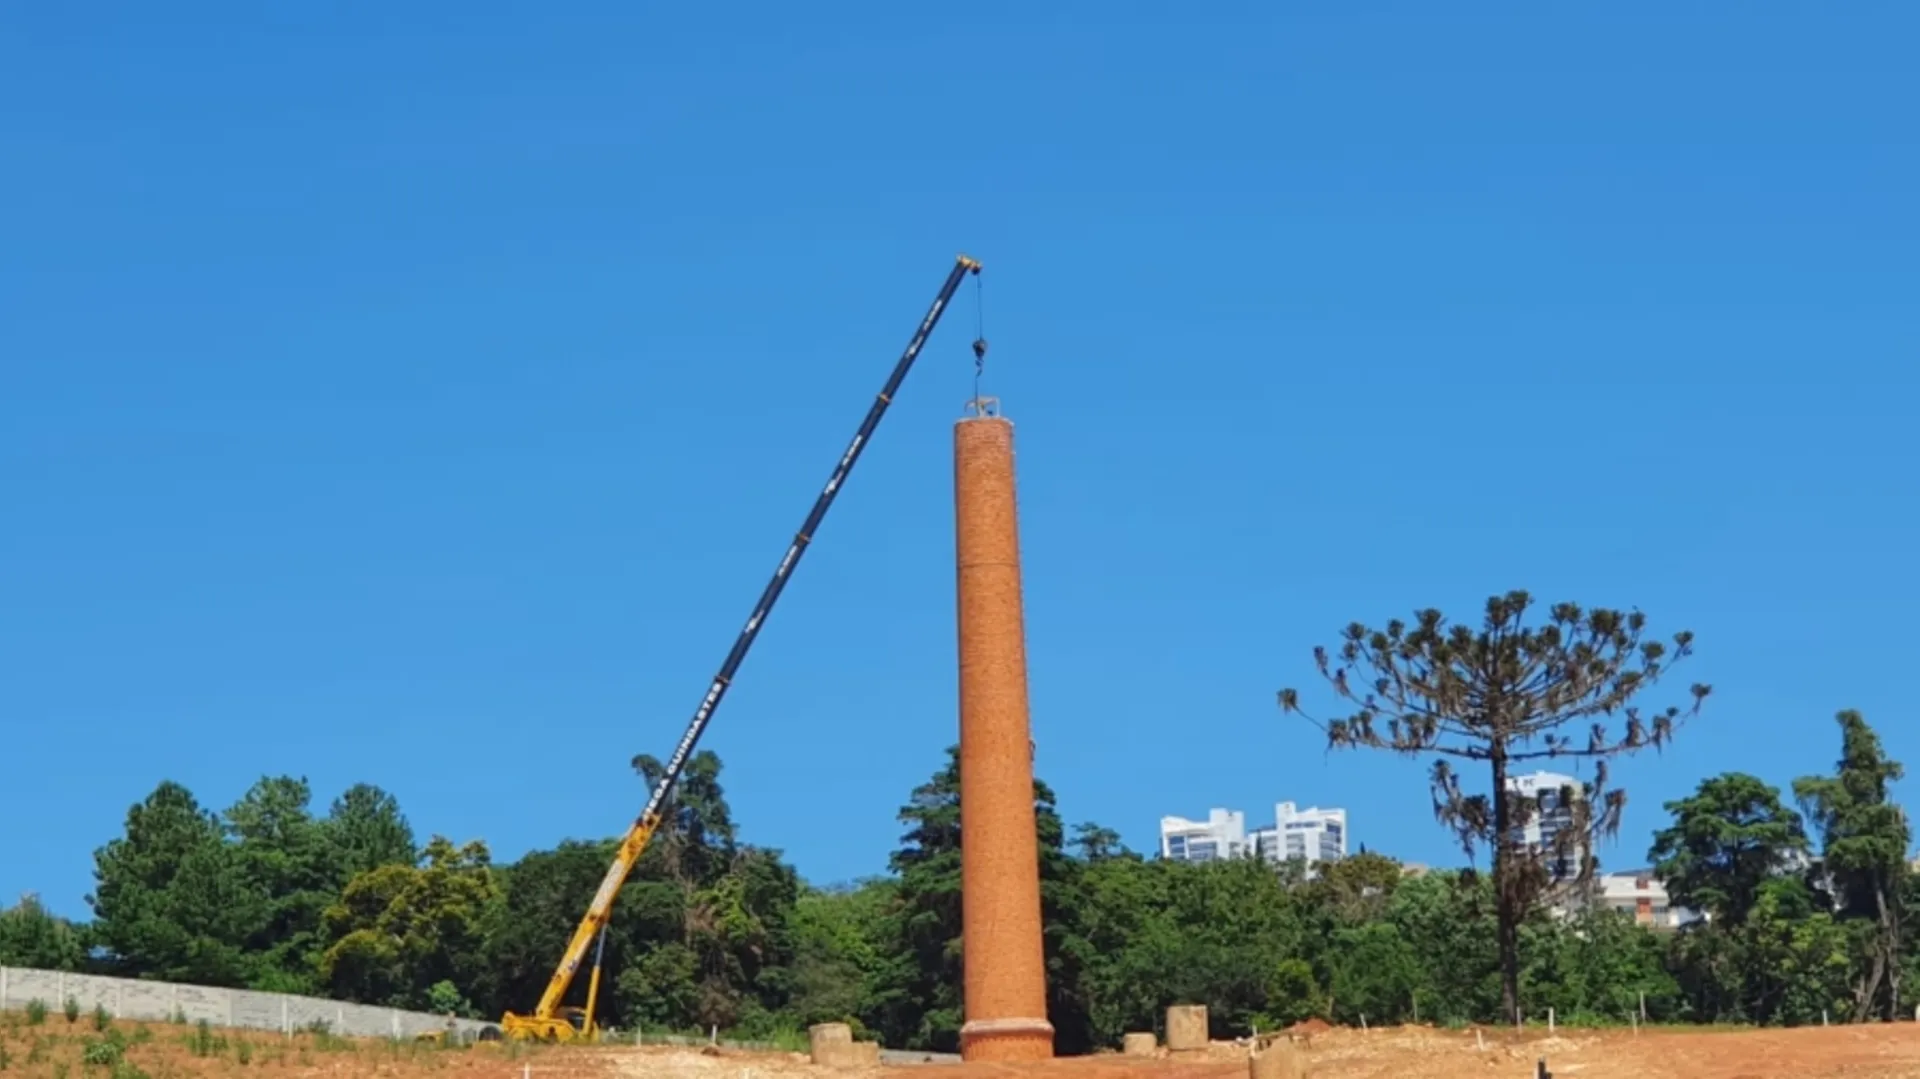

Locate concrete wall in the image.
[0,965,963,1060]
[0,966,491,1041]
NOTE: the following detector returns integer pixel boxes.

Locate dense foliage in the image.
[2,713,1914,1049]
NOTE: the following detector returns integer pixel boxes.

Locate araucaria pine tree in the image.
[1278,590,1709,1025]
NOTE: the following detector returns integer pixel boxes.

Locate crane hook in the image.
[970,271,989,399]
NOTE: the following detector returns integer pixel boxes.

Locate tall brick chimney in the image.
[952,400,1054,1062]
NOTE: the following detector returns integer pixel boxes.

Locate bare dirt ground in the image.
[9,1017,1919,1079]
[865,1025,1920,1079]
[605,1025,1920,1079]
[0,1015,623,1079]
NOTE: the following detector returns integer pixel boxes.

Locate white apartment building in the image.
[1505,770,1585,882]
[1160,802,1348,867]
[1252,802,1348,866]
[1158,808,1248,863]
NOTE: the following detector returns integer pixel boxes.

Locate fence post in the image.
[228,991,237,1028]
[1,966,8,1010]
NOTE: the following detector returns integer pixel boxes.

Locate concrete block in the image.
[809,1022,858,1067]
[1122,1032,1157,1056]
[1166,1004,1209,1052]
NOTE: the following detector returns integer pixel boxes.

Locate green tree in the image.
[1068,853,1316,1043]
[471,752,798,1037]
[866,747,969,1051]
[1666,910,1747,1023]
[865,746,1088,1053]
[1521,906,1678,1023]
[1069,824,1129,862]
[1649,772,1810,925]
[322,784,418,880]
[1383,871,1503,1023]
[87,781,265,985]
[1301,851,1404,927]
[781,881,895,1031]
[681,847,801,1032]
[222,776,339,993]
[1278,591,1710,1023]
[1794,710,1910,1021]
[0,894,89,971]
[1323,920,1419,1025]
[632,750,738,892]
[319,837,498,1009]
[426,979,475,1018]
[617,750,798,1034]
[1739,876,1854,1025]
[478,837,682,1030]
[1069,853,1171,1043]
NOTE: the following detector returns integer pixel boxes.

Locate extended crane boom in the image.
[498,254,984,1042]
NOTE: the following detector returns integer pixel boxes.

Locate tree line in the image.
[1,593,1913,1050]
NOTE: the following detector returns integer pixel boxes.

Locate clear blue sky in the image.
[4,4,1916,920]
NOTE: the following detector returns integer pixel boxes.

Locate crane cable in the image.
[971,270,989,402]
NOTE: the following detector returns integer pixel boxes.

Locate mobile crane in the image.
[493,253,985,1042]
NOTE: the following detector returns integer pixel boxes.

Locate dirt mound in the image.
[1285,1017,1332,1036]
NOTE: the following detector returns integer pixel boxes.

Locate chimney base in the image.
[960,1017,1055,1062]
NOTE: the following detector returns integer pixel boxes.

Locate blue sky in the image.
[4,4,1916,920]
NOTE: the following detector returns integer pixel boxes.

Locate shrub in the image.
[81,1038,123,1067]
[187,1019,226,1058]
[92,1004,111,1033]
[25,1000,47,1026]
[311,1029,350,1053]
[63,997,79,1025]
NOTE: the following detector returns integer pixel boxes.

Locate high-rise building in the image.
[1250,802,1348,867]
[1158,808,1248,863]
[1160,802,1348,867]
[1505,770,1584,881]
